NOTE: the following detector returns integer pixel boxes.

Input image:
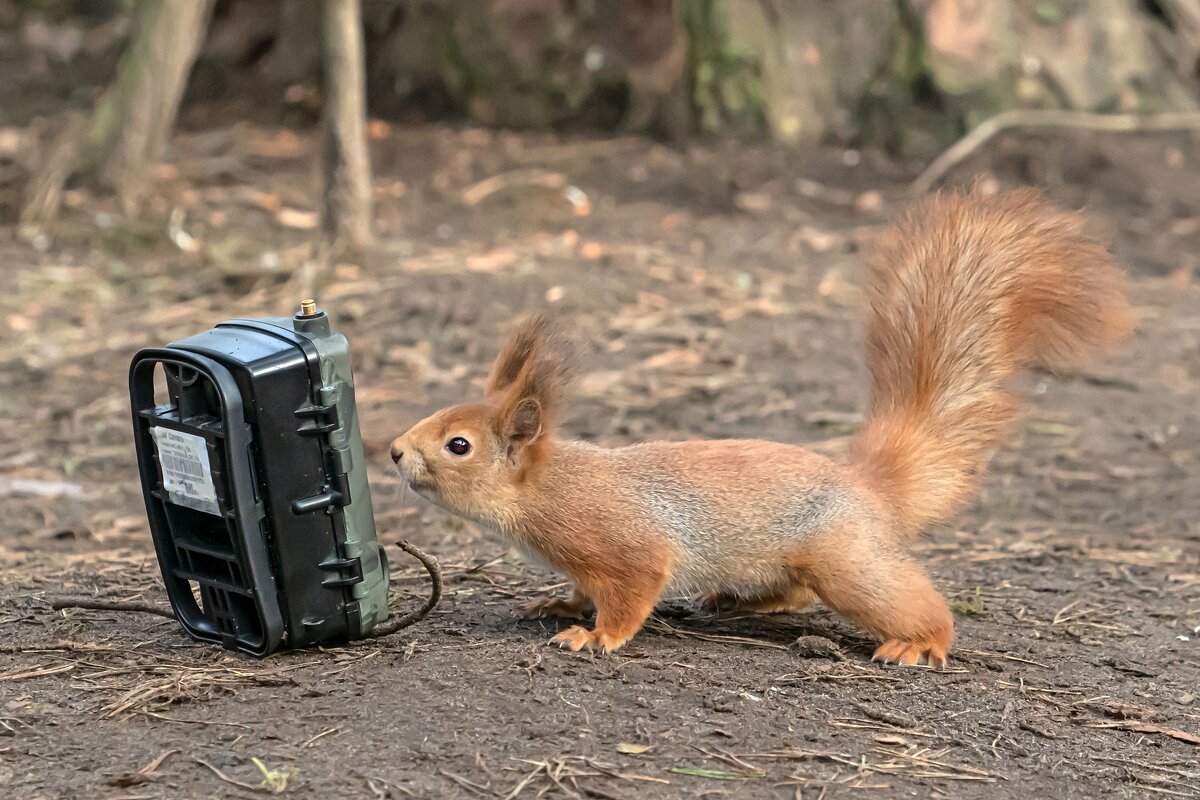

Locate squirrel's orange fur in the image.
[391,187,1134,667]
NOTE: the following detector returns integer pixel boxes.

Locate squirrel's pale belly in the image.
[524,439,875,599]
[630,472,857,598]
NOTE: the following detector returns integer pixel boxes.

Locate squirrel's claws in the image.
[550,625,593,651]
[549,625,624,654]
[872,639,948,670]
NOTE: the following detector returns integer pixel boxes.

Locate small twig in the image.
[138,748,180,776]
[872,746,1004,780]
[0,663,76,682]
[440,768,494,796]
[644,617,789,651]
[461,168,567,206]
[0,641,120,654]
[137,710,253,729]
[910,109,1200,195]
[302,726,342,748]
[1088,720,1200,746]
[50,599,176,619]
[539,759,584,799]
[193,757,263,792]
[363,773,415,797]
[361,540,443,640]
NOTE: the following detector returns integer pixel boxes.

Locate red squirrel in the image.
[390,187,1134,667]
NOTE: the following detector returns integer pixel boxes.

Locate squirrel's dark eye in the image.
[445,437,472,456]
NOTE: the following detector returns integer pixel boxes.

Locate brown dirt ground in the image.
[3,108,1200,797]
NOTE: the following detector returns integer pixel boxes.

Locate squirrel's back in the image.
[851,187,1135,539]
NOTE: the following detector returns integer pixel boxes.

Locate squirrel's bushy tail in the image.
[851,187,1134,540]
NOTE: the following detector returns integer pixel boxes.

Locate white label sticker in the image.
[151,427,220,516]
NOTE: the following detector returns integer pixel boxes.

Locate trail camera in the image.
[129,301,389,656]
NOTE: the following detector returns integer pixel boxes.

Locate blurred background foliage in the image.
[5,0,1200,157]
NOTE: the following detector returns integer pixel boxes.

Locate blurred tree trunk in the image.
[86,0,215,211]
[916,0,1198,124]
[1158,0,1200,78]
[700,0,902,142]
[321,0,373,252]
[18,111,86,239]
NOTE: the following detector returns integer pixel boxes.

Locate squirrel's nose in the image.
[390,441,404,463]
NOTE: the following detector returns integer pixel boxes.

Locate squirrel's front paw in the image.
[872,638,948,669]
[549,625,624,654]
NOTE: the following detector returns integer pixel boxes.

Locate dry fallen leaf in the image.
[640,349,702,371]
[334,263,363,281]
[367,119,391,139]
[579,370,624,395]
[8,315,34,333]
[239,188,281,211]
[616,743,653,755]
[874,734,910,746]
[855,190,884,212]
[276,208,320,230]
[564,185,591,216]
[734,192,772,213]
[798,226,842,253]
[466,249,519,272]
[580,241,605,260]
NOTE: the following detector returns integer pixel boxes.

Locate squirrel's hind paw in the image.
[695,587,819,615]
[521,595,591,620]
[694,592,735,612]
[872,638,948,669]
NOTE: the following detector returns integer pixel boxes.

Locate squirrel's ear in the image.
[497,397,544,466]
[507,397,543,442]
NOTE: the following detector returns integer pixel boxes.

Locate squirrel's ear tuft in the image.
[489,314,578,466]
[486,313,578,412]
[484,311,559,400]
